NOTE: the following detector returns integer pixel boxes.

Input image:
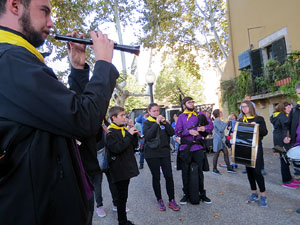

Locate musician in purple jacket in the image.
[175,97,213,205]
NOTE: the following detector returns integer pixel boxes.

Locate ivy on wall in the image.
[221,51,300,113]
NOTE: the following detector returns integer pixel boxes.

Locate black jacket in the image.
[285,105,300,145]
[68,66,113,176]
[0,27,119,225]
[106,127,139,183]
[143,119,174,159]
[270,112,288,147]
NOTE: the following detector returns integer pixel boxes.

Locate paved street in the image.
[92,149,300,225]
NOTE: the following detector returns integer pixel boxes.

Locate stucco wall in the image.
[226,0,300,78]
[222,0,300,148]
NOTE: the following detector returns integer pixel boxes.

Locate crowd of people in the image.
[1,1,300,225]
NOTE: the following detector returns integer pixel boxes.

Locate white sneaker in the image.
[96,206,106,218]
[112,205,130,212]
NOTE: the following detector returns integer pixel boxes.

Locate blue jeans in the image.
[139,152,144,165]
[172,135,179,152]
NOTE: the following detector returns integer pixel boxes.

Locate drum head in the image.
[287,146,300,160]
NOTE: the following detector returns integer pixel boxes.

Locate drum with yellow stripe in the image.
[231,122,259,168]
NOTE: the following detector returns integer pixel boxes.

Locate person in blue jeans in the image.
[136,111,148,169]
[171,112,181,152]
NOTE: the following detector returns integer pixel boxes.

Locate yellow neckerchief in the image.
[272,112,289,117]
[147,116,157,123]
[297,101,300,109]
[0,29,44,63]
[273,112,281,118]
[242,116,255,123]
[183,109,198,121]
[107,123,128,138]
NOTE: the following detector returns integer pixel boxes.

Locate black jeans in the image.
[146,156,175,201]
[246,167,266,192]
[90,171,118,207]
[115,179,130,225]
[213,147,231,169]
[280,153,292,183]
[88,197,94,225]
[181,150,205,197]
[246,145,266,192]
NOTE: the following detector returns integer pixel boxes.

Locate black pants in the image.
[280,153,292,183]
[213,147,231,169]
[90,171,118,207]
[181,150,205,197]
[146,156,175,201]
[246,167,266,192]
[88,197,94,225]
[246,145,266,192]
[115,179,130,225]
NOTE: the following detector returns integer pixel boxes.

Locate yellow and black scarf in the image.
[183,109,198,121]
[147,116,157,123]
[242,116,255,123]
[0,29,44,63]
[107,123,128,138]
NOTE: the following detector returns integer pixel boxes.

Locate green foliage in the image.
[254,76,268,94]
[222,52,300,113]
[237,70,253,96]
[278,51,300,99]
[154,60,204,105]
[221,78,239,113]
[49,0,96,64]
[221,70,252,113]
[139,0,228,78]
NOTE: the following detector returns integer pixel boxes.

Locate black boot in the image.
[200,190,212,204]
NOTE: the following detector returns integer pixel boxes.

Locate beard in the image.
[185,105,194,111]
[19,8,46,48]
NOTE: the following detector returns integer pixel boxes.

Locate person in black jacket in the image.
[0,1,118,225]
[106,106,139,225]
[143,103,180,211]
[240,100,268,207]
[270,102,300,189]
[284,82,300,213]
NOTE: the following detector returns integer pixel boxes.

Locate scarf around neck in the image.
[0,29,44,63]
[183,109,198,121]
[107,123,128,138]
[242,116,255,123]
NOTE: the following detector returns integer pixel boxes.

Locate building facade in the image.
[223,0,300,147]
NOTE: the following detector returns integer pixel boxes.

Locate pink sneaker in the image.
[291,179,300,185]
[96,206,107,217]
[168,199,180,211]
[282,183,298,189]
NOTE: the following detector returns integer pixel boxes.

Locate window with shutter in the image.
[238,50,251,69]
[250,49,263,78]
[272,37,287,64]
[250,49,263,93]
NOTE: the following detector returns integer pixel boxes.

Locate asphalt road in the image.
[92,149,300,225]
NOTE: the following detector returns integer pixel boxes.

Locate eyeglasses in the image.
[241,105,249,108]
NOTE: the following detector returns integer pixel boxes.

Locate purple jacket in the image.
[175,112,213,151]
